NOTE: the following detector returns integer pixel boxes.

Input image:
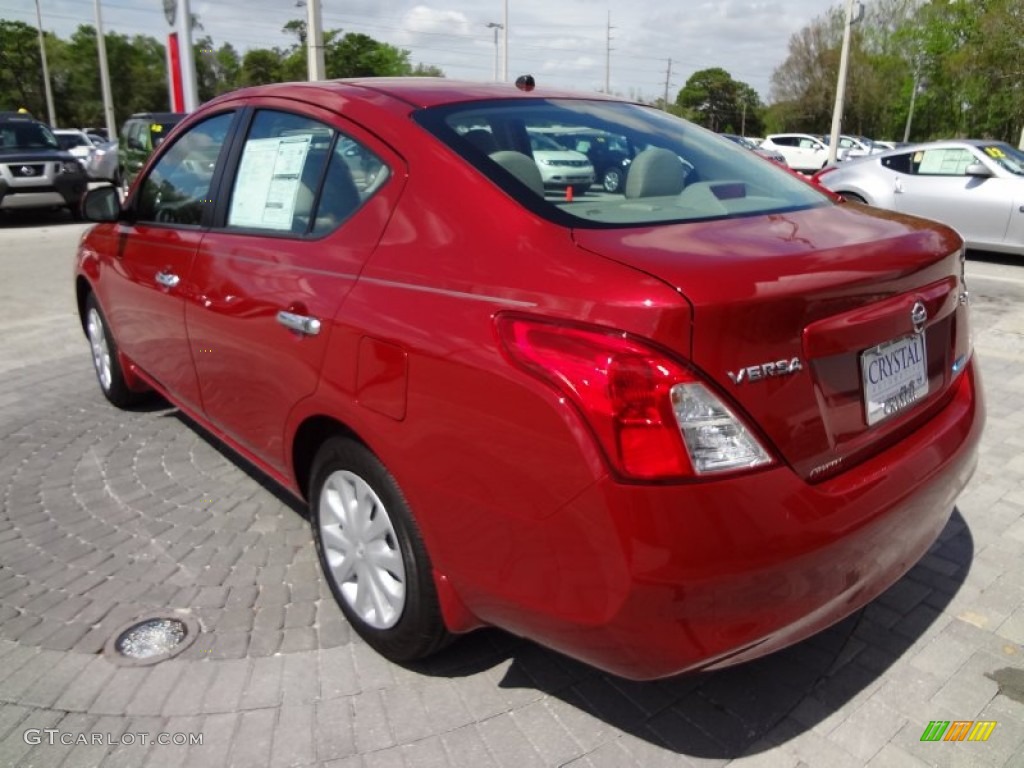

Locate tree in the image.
[676,68,760,134]
[769,0,1023,143]
[0,21,52,117]
[325,32,413,78]
[240,49,283,86]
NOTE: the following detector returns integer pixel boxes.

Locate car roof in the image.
[869,138,1013,158]
[127,112,187,121]
[205,78,622,111]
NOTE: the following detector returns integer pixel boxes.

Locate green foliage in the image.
[676,68,764,135]
[770,0,1024,143]
[0,17,445,130]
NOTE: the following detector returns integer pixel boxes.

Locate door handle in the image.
[894,178,903,194]
[155,271,180,289]
[276,310,321,336]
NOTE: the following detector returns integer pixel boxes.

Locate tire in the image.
[310,437,450,662]
[602,167,623,193]
[841,192,868,204]
[84,294,143,408]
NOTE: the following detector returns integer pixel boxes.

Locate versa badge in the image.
[728,357,803,385]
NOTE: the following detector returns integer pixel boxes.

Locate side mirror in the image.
[82,186,121,222]
[964,162,992,178]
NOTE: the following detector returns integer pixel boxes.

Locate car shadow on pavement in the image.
[0,208,84,228]
[410,508,974,761]
[165,407,310,518]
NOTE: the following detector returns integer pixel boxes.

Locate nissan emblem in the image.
[911,301,927,334]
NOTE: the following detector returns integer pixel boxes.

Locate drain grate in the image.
[105,615,199,666]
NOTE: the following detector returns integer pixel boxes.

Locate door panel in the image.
[893,147,1013,249]
[106,226,204,409]
[185,105,404,470]
[896,175,1012,249]
[104,111,237,410]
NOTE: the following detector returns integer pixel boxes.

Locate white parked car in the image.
[760,133,830,173]
[53,129,97,166]
[834,135,885,161]
[527,131,595,195]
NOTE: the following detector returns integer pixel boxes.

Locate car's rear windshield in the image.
[415,99,830,227]
[56,133,90,149]
[150,121,182,147]
[0,121,60,153]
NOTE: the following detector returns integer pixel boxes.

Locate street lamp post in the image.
[486,22,503,82]
[33,0,57,126]
[827,0,863,166]
[502,0,508,82]
[94,0,117,141]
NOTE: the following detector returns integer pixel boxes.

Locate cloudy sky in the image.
[7,0,842,101]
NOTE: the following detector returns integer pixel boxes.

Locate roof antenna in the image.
[515,75,535,92]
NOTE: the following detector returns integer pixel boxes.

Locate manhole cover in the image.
[105,615,199,666]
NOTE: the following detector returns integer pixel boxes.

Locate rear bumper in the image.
[464,361,982,680]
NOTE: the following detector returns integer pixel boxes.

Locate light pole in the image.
[502,0,508,82]
[486,22,503,82]
[94,0,117,141]
[33,0,57,126]
[903,74,922,143]
[827,0,863,166]
[296,0,326,80]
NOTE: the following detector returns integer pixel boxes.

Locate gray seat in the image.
[312,155,361,233]
[624,147,687,198]
[489,151,545,197]
[464,129,499,154]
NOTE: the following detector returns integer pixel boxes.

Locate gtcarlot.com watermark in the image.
[24,729,203,747]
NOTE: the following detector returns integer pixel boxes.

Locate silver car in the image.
[815,139,1024,256]
[85,139,120,183]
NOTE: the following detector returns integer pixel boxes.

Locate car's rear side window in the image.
[226,110,387,236]
[881,153,913,174]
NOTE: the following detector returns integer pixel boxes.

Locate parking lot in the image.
[0,211,1022,768]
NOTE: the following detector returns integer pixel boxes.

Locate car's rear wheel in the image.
[841,192,868,204]
[602,167,623,193]
[310,437,450,662]
[84,294,143,408]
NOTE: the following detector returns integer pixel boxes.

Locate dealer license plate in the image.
[860,333,928,426]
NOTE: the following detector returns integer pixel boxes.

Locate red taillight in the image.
[496,317,695,479]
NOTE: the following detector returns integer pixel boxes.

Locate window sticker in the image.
[917,149,972,176]
[229,134,312,230]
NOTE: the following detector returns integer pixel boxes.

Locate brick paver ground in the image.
[1,217,1021,767]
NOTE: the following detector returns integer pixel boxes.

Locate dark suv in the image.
[0,114,89,218]
[119,112,186,189]
[546,128,637,193]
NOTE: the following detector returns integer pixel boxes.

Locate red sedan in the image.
[74,78,983,680]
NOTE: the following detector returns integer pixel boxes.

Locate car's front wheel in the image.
[310,437,450,662]
[84,293,143,408]
[841,192,868,204]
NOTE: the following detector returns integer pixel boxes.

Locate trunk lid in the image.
[572,204,970,481]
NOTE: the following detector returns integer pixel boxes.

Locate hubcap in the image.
[319,470,406,629]
[87,307,113,391]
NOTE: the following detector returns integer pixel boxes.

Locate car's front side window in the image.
[135,112,234,226]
